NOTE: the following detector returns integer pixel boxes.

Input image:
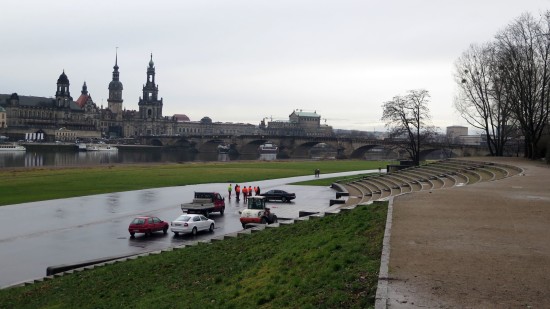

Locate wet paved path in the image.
[0,170,375,288]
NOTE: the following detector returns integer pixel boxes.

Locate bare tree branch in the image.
[381,89,433,165]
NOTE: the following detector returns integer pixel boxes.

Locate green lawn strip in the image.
[0,160,393,206]
[0,203,387,309]
[292,174,374,186]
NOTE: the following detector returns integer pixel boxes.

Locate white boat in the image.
[259,142,278,154]
[76,143,87,151]
[0,143,26,151]
[85,144,118,152]
[217,144,230,154]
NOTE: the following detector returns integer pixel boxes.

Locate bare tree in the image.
[454,43,516,156]
[496,12,550,159]
[381,89,434,165]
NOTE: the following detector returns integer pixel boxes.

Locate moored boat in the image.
[259,142,278,154]
[217,144,230,154]
[0,143,26,151]
[76,143,87,151]
[85,144,118,152]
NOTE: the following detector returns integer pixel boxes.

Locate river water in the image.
[0,149,278,168]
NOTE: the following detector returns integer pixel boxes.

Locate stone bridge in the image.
[137,135,489,159]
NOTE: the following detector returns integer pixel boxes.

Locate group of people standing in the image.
[227,184,261,202]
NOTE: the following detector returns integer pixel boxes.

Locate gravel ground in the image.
[385,157,550,308]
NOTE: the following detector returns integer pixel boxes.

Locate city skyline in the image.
[2,0,549,133]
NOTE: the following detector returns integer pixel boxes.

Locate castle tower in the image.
[55,70,72,108]
[107,50,124,114]
[138,53,163,119]
[75,82,91,108]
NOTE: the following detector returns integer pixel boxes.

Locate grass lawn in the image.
[292,173,383,186]
[0,202,387,309]
[0,160,394,206]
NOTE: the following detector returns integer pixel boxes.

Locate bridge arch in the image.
[197,139,230,153]
[149,138,164,146]
[349,144,382,159]
[291,141,338,158]
[419,148,458,161]
[237,139,270,155]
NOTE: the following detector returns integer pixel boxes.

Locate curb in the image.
[375,197,393,309]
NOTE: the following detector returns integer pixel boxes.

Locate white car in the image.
[170,214,215,236]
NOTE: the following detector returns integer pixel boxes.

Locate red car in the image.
[128,216,169,237]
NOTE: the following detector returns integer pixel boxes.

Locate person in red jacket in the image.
[242,186,248,202]
[235,184,241,202]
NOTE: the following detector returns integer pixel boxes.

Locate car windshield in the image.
[131,218,145,225]
[175,215,191,222]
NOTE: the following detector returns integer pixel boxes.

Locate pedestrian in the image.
[235,184,241,202]
[248,186,253,198]
[315,168,320,178]
[256,186,261,195]
[242,186,248,202]
[227,184,232,199]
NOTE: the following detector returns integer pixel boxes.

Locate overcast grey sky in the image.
[1,0,549,132]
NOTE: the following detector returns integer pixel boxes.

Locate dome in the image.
[200,116,212,124]
[108,80,123,90]
[57,70,69,84]
[0,106,6,112]
[173,114,190,122]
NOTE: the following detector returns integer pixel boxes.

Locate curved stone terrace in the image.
[333,157,550,308]
[331,158,521,206]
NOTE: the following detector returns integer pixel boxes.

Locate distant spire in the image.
[149,53,154,67]
[114,47,119,70]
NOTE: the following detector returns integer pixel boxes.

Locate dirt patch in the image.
[386,158,550,308]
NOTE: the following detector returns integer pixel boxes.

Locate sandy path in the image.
[385,158,550,308]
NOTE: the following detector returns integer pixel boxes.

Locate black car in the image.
[260,189,296,203]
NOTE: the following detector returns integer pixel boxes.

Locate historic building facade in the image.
[0,54,261,141]
[261,110,333,137]
[0,106,6,128]
[0,55,334,142]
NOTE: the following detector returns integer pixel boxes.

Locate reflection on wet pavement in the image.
[0,170,376,288]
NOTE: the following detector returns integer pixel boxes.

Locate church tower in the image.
[55,70,72,108]
[138,54,163,119]
[107,50,123,114]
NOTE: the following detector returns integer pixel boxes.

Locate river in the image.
[0,148,278,168]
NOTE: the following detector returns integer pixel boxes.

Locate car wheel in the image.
[241,223,247,229]
[209,223,214,232]
[163,226,168,234]
[281,197,287,203]
[261,217,267,224]
[220,207,225,215]
[272,214,278,224]
[146,229,152,236]
[130,232,135,237]
[173,232,179,236]
[192,227,198,236]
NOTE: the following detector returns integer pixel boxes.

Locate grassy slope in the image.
[0,160,393,206]
[0,203,387,309]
